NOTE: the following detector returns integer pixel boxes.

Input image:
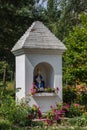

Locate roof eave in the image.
[11,47,66,56]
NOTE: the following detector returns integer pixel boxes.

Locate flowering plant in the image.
[28,105,42,119]
[29,84,59,95]
[67,103,85,117]
[46,103,69,124]
[29,83,37,95]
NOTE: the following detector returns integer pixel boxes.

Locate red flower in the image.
[45,118,53,125]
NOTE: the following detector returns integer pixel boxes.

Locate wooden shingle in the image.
[12,21,66,52]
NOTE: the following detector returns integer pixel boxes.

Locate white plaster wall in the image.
[25,55,33,96]
[16,53,63,111]
[16,55,25,101]
[25,54,62,101]
[28,95,62,112]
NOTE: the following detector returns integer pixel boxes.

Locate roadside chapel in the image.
[11,21,66,112]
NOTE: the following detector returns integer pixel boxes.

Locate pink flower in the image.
[62,104,70,112]
[29,82,37,95]
[45,118,53,125]
[56,87,59,93]
[55,115,60,120]
[38,109,42,118]
[30,88,36,95]
[50,105,53,109]
[74,103,79,107]
[57,110,65,115]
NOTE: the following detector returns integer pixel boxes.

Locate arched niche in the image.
[33,62,54,88]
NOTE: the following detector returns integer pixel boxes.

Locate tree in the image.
[57,0,87,40]
[0,0,37,78]
[63,14,87,86]
[40,0,61,37]
[0,0,36,62]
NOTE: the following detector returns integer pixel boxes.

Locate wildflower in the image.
[55,114,60,121]
[57,110,62,115]
[55,87,59,93]
[74,103,79,107]
[29,83,37,95]
[62,104,70,112]
[45,118,53,125]
[30,88,36,95]
[50,105,53,109]
[37,108,42,118]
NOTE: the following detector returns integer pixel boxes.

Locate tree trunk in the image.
[3,68,6,85]
[3,68,6,91]
[11,72,13,81]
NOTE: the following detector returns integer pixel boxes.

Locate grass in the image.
[29,126,87,130]
[6,81,15,90]
[0,81,14,90]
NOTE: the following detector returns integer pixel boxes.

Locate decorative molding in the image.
[12,48,66,56]
[32,92,58,97]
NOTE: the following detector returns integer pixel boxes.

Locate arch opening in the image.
[33,62,54,88]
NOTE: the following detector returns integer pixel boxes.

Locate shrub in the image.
[0,95,33,127]
[75,84,87,108]
[0,119,11,130]
[76,117,87,127]
[63,86,77,104]
[46,103,70,125]
[0,95,15,119]
[67,103,84,118]
[28,105,42,119]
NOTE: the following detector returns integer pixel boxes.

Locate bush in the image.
[7,104,31,126]
[0,95,33,127]
[75,84,87,108]
[76,117,87,127]
[0,119,11,130]
[63,86,77,104]
[29,105,42,119]
[67,103,84,118]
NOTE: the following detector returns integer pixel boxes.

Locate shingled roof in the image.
[12,21,66,53]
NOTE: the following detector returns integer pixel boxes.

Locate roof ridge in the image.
[23,22,36,47]
[11,21,66,53]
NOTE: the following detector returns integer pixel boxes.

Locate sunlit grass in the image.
[30,126,87,130]
[6,81,15,90]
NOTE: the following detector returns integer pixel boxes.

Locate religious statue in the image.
[34,68,45,90]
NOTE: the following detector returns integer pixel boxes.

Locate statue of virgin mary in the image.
[34,68,45,89]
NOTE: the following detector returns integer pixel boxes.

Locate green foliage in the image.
[57,0,87,40]
[76,118,87,127]
[0,95,32,126]
[0,0,87,84]
[63,14,87,85]
[68,113,87,127]
[29,105,42,119]
[68,103,84,118]
[0,0,36,75]
[0,61,13,81]
[63,86,77,104]
[68,117,79,126]
[80,92,87,109]
[0,119,11,130]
